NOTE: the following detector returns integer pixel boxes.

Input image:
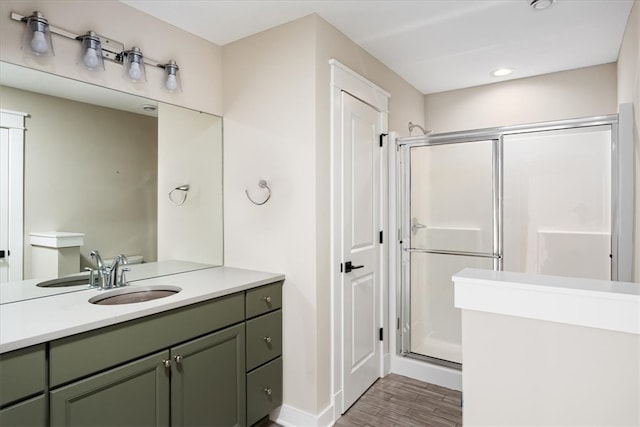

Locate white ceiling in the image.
[121,0,634,94]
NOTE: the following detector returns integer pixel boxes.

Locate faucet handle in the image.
[118,267,131,287]
[85,267,98,288]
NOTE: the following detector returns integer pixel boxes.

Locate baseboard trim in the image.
[390,355,462,391]
[273,403,335,427]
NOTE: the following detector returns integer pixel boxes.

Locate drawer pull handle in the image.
[263,296,272,304]
[263,336,272,344]
[163,359,171,368]
[264,387,272,396]
[174,355,183,364]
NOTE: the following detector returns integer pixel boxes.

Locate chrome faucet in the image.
[88,251,130,289]
[108,254,130,289]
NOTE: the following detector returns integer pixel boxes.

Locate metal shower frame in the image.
[394,109,633,367]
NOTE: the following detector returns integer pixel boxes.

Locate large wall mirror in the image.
[0,61,223,284]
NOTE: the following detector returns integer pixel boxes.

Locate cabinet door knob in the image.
[163,359,171,368]
[174,355,183,364]
[263,296,272,304]
[263,336,272,344]
[264,387,272,396]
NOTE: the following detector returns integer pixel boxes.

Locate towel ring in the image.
[169,185,189,206]
[246,180,271,205]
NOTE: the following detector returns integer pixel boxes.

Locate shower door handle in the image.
[343,261,364,273]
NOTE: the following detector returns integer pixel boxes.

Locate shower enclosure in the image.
[396,113,632,366]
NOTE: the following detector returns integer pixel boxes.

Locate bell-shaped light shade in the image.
[79,32,105,71]
[163,60,181,92]
[123,47,146,82]
[21,11,54,56]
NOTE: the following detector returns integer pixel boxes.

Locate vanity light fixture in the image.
[163,60,181,92]
[11,11,181,92]
[124,47,146,82]
[78,31,105,71]
[492,68,513,77]
[20,11,54,56]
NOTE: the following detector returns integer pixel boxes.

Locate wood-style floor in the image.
[262,373,462,427]
[335,374,462,427]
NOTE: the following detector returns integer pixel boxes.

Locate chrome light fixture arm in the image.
[10,11,179,80]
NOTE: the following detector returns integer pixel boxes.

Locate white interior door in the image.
[341,91,382,411]
[0,110,26,283]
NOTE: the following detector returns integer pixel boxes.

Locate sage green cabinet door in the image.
[171,323,246,427]
[50,350,170,427]
[0,394,46,427]
[0,344,45,406]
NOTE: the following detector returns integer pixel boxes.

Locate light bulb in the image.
[165,74,178,91]
[30,30,49,54]
[83,47,99,69]
[128,62,142,81]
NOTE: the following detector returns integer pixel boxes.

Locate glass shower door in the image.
[402,140,498,364]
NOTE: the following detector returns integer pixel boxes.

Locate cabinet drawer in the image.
[50,292,244,387]
[0,344,45,406]
[247,357,282,427]
[246,310,282,371]
[0,394,46,427]
[246,282,282,318]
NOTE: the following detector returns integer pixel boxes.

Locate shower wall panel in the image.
[503,126,612,279]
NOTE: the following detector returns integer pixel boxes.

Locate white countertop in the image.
[0,260,214,305]
[453,268,640,335]
[0,266,285,353]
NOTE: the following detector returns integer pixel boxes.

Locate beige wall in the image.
[0,0,222,115]
[617,0,640,281]
[223,15,319,415]
[462,310,640,426]
[157,103,223,265]
[0,85,157,278]
[424,63,618,133]
[223,13,424,419]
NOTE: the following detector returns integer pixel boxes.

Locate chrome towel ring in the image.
[168,184,189,206]
[246,180,271,205]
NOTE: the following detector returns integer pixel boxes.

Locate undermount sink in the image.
[37,273,90,288]
[89,285,182,305]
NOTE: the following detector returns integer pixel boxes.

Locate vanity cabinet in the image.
[0,344,47,426]
[25,280,283,427]
[50,324,246,427]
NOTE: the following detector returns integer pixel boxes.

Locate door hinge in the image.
[397,318,400,330]
[379,327,384,341]
[379,230,383,244]
[379,133,388,147]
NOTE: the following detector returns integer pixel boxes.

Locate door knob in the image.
[343,261,364,273]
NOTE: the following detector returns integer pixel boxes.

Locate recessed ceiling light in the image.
[529,0,556,11]
[492,68,513,77]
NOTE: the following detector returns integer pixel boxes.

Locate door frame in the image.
[0,109,27,283]
[329,59,390,417]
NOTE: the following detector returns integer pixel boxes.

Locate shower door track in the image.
[395,112,631,368]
